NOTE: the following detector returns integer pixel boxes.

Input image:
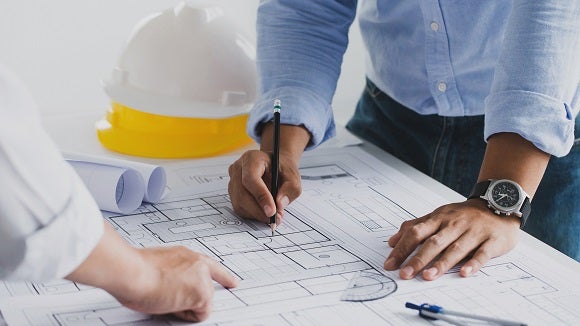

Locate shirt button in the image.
[437,82,447,92]
[430,22,439,32]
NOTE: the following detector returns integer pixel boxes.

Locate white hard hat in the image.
[97,1,257,158]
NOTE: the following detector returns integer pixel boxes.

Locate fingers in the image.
[174,305,211,323]
[117,248,218,322]
[400,215,473,280]
[460,242,494,278]
[420,232,481,280]
[177,257,243,322]
[228,150,303,225]
[207,259,239,289]
[177,256,216,322]
[242,151,276,216]
[228,151,272,222]
[187,272,214,322]
[459,230,518,277]
[384,216,440,273]
[274,163,302,223]
[384,201,520,281]
[387,229,403,248]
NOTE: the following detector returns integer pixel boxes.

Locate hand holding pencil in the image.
[226,100,310,232]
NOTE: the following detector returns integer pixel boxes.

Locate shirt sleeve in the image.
[484,0,580,157]
[0,64,104,281]
[247,0,358,149]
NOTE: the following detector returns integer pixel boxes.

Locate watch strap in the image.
[520,196,531,227]
[468,180,491,199]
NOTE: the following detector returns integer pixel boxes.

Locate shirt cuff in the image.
[247,86,336,150]
[5,171,104,281]
[484,90,576,157]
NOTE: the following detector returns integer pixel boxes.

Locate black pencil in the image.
[270,99,281,236]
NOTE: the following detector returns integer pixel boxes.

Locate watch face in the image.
[491,181,520,209]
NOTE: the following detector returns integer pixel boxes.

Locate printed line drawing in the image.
[1,148,579,326]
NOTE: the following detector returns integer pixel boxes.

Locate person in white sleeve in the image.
[0,64,238,322]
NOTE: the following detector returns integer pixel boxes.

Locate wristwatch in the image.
[468,179,531,228]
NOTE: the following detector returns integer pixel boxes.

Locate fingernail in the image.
[384,257,396,270]
[280,196,290,209]
[424,267,438,278]
[462,265,473,276]
[401,265,414,278]
[263,205,273,216]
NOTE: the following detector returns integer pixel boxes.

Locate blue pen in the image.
[405,302,528,326]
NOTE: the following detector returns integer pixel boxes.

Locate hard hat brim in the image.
[96,102,253,158]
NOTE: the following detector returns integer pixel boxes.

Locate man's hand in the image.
[114,247,238,322]
[384,132,549,281]
[228,124,310,224]
[67,223,238,322]
[384,199,520,280]
[228,149,301,224]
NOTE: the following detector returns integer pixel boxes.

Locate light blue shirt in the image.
[248,0,580,157]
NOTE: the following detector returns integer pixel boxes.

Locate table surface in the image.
[39,111,576,266]
[1,111,577,325]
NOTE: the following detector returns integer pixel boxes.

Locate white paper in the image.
[160,125,361,195]
[2,147,579,326]
[64,152,167,203]
[67,161,144,214]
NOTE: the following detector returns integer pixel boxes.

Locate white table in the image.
[1,112,577,325]
[40,111,577,266]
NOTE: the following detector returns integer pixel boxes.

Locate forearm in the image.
[65,222,148,300]
[65,221,238,321]
[478,132,550,198]
[260,123,311,163]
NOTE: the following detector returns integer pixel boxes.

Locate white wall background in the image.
[0,1,364,125]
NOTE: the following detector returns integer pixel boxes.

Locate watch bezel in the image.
[484,179,525,216]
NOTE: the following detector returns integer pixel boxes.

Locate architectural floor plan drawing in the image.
[0,280,92,299]
[1,147,579,325]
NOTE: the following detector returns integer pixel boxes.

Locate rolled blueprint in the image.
[68,161,145,214]
[64,152,167,203]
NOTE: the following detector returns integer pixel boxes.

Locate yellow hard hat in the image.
[97,1,256,158]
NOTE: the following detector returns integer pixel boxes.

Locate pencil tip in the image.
[270,223,276,236]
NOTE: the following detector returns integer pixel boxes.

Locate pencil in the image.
[270,99,281,236]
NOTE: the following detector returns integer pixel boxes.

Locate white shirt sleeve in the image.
[0,64,104,281]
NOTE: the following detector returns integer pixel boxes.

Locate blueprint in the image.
[1,147,579,325]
